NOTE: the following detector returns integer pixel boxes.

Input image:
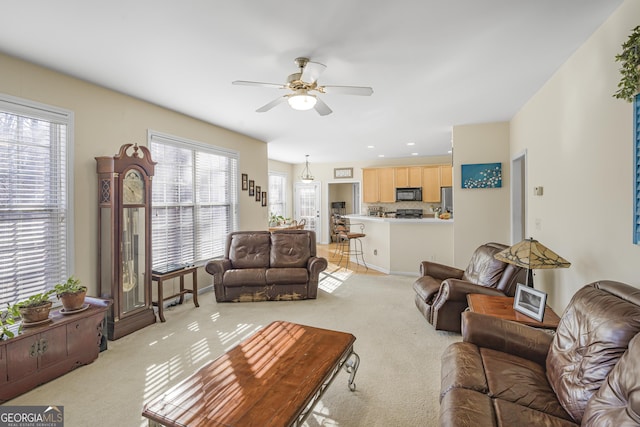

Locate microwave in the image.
[395,187,422,201]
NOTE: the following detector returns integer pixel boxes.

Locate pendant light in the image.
[301,155,314,183]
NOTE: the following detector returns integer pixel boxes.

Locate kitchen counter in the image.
[342,215,453,275]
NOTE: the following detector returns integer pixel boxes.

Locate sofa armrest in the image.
[440,279,506,301]
[205,259,232,302]
[461,311,553,366]
[307,256,328,276]
[420,261,464,280]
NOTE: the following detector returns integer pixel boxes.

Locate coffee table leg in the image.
[343,351,360,391]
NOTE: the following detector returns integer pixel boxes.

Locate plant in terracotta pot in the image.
[54,276,87,311]
[14,290,56,323]
[614,25,640,102]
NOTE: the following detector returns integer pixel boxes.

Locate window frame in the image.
[148,130,239,268]
[268,170,288,218]
[0,93,74,306]
[634,94,640,244]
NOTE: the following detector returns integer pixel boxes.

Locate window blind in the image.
[0,95,73,306]
[268,171,287,217]
[149,131,238,269]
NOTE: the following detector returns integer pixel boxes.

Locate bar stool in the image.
[335,223,368,271]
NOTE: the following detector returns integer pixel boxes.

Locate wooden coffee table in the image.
[467,293,561,329]
[142,321,359,427]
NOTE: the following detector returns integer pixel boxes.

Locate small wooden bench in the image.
[142,321,359,426]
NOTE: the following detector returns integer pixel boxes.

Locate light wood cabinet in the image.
[440,165,453,187]
[422,166,441,202]
[363,168,395,203]
[395,167,422,187]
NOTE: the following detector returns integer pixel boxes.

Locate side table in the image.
[466,293,561,330]
[151,266,199,322]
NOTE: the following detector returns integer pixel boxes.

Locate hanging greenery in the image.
[614,25,640,102]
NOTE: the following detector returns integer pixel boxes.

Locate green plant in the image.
[614,25,640,102]
[54,276,87,297]
[14,290,56,309]
[269,212,285,224]
[0,305,21,340]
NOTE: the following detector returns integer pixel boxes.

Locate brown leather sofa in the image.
[205,230,327,302]
[439,280,640,426]
[413,242,528,332]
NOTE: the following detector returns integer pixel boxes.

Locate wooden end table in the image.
[142,321,360,427]
[467,293,561,330]
[151,266,199,322]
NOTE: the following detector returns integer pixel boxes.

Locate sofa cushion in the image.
[229,233,271,269]
[581,332,640,426]
[223,268,266,287]
[461,244,507,287]
[493,398,578,427]
[265,268,308,285]
[546,282,640,424]
[270,232,311,268]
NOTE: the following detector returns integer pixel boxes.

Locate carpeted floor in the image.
[6,269,460,426]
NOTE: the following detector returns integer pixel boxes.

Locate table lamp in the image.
[494,237,571,287]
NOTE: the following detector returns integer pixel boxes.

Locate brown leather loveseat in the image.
[413,242,527,332]
[439,280,640,426]
[205,230,327,302]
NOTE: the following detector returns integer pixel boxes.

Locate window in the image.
[634,94,640,244]
[149,131,238,269]
[0,94,73,306]
[268,171,287,217]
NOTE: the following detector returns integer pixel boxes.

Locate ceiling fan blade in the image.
[321,85,373,96]
[314,97,332,116]
[256,96,288,113]
[301,61,326,84]
[232,80,286,89]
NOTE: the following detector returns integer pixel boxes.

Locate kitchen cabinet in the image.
[394,167,422,188]
[363,168,395,203]
[441,165,453,187]
[0,298,110,403]
[422,166,442,202]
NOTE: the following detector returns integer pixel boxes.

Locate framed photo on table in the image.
[513,284,547,322]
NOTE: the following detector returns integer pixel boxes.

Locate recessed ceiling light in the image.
[407,142,415,146]
[367,145,375,149]
[411,152,418,156]
[378,154,385,158]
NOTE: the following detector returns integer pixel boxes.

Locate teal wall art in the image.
[461,162,502,188]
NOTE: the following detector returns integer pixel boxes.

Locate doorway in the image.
[294,181,322,238]
[511,151,527,243]
[328,181,360,243]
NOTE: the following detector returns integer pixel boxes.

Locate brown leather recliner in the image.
[205,230,327,302]
[413,242,528,332]
[439,280,640,426]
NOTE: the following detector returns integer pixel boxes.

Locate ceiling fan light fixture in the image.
[288,91,317,111]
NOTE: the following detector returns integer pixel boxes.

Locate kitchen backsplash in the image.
[363,201,440,215]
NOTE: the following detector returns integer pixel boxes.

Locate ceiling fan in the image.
[232,57,373,116]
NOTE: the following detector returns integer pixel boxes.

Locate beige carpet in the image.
[6,269,460,426]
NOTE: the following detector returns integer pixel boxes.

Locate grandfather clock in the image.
[96,143,156,340]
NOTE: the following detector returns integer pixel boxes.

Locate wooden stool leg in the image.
[157,279,166,322]
[192,270,199,308]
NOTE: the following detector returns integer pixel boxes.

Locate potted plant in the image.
[269,212,285,227]
[14,290,56,323]
[54,276,87,311]
[614,25,640,102]
[0,304,21,339]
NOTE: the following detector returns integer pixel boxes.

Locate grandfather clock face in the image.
[123,169,145,205]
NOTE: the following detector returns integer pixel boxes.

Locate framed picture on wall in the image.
[261,192,267,207]
[249,180,255,196]
[461,162,502,189]
[241,173,248,191]
[334,167,353,179]
[255,186,261,201]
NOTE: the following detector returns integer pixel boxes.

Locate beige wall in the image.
[510,0,640,312]
[452,122,511,266]
[0,52,268,297]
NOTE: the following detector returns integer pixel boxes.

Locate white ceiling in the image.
[0,1,622,164]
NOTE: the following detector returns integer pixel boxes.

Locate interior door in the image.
[294,182,321,238]
[511,152,526,243]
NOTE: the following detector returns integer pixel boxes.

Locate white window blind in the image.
[268,171,287,217]
[149,131,238,270]
[0,95,73,306]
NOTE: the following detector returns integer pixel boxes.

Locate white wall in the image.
[510,0,640,312]
[0,52,268,297]
[452,122,511,266]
